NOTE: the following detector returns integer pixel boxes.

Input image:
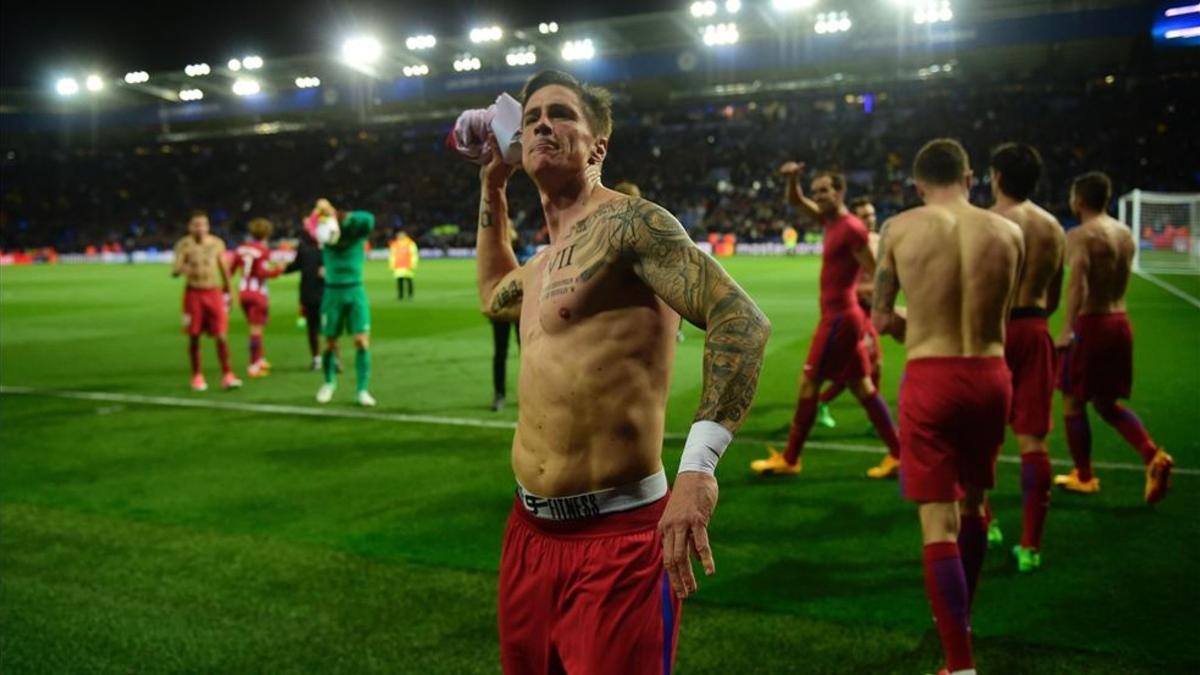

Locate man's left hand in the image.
[658,471,719,599]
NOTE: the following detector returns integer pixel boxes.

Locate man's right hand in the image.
[480,133,517,191]
[778,161,805,176]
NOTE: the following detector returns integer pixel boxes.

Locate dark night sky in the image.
[0,0,674,88]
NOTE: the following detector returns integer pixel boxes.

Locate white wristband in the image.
[677,421,734,476]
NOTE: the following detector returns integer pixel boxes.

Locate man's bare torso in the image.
[515,195,681,496]
[887,203,1023,359]
[1070,215,1133,315]
[992,200,1064,309]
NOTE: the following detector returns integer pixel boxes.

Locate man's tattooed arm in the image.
[613,199,771,432]
[483,264,527,323]
[871,219,905,341]
[476,174,521,318]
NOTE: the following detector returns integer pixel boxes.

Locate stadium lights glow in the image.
[185,63,211,77]
[179,88,204,102]
[702,23,739,46]
[690,1,717,18]
[232,78,261,96]
[561,39,595,62]
[402,64,430,77]
[538,22,559,34]
[55,77,79,96]
[815,12,852,34]
[85,74,104,92]
[124,71,149,84]
[405,35,437,50]
[1165,26,1200,38]
[452,55,481,72]
[342,36,383,65]
[295,77,321,88]
[242,55,264,70]
[725,0,742,13]
[228,58,242,71]
[505,46,537,67]
[771,0,817,12]
[1164,3,1200,17]
[913,0,953,24]
[469,26,503,43]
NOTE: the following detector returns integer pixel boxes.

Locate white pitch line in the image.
[2,385,1194,477]
[1136,271,1200,310]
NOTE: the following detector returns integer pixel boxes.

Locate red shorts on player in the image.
[239,291,269,326]
[499,482,679,675]
[182,288,228,337]
[1005,310,1056,437]
[804,309,871,383]
[1059,312,1133,402]
[900,357,1012,502]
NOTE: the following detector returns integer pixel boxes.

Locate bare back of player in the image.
[1064,213,1133,316]
[873,139,1022,675]
[999,200,1065,309]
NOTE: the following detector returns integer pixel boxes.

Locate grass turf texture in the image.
[1,258,1197,674]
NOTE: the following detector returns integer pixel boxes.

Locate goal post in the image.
[1118,190,1200,275]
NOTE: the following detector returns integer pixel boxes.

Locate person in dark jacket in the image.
[283,229,326,370]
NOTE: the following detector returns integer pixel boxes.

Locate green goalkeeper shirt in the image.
[322,211,375,286]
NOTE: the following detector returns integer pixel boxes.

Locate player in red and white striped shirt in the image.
[230,218,285,377]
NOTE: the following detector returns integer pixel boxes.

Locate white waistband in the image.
[516,469,668,521]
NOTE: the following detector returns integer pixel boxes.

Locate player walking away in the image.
[782,223,799,255]
[172,210,242,392]
[230,217,285,378]
[987,143,1065,572]
[751,166,900,477]
[490,228,528,413]
[389,230,419,300]
[1055,172,1173,503]
[310,200,377,407]
[874,139,1024,675]
[473,70,770,675]
[283,222,326,370]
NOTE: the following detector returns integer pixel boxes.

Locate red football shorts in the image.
[239,291,269,326]
[182,288,227,337]
[498,496,681,675]
[1059,312,1133,402]
[1005,313,1056,437]
[804,309,871,383]
[900,357,1012,502]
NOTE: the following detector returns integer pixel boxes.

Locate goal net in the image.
[1118,190,1200,275]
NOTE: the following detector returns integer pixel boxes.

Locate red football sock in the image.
[1094,401,1158,464]
[249,335,263,364]
[216,339,233,375]
[1064,411,1093,482]
[860,392,901,459]
[783,396,817,465]
[1020,451,1052,550]
[188,336,201,376]
[923,542,974,673]
[957,514,988,607]
[819,382,844,404]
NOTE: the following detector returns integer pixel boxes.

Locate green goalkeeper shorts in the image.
[321,284,371,337]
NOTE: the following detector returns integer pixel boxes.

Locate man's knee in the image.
[798,375,820,399]
[1016,434,1047,455]
[849,376,876,400]
[918,502,959,544]
[354,333,370,349]
[960,486,987,517]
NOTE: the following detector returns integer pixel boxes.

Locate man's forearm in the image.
[694,293,771,432]
[784,175,820,220]
[476,187,518,302]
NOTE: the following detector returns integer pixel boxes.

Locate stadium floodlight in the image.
[771,0,817,12]
[184,63,211,77]
[232,78,260,96]
[725,0,742,13]
[405,35,437,50]
[1165,26,1200,38]
[1164,3,1200,17]
[342,36,383,65]
[505,46,537,67]
[228,58,242,71]
[538,21,559,34]
[242,55,264,70]
[690,1,718,18]
[815,11,852,33]
[561,39,595,61]
[402,64,430,77]
[55,77,79,96]
[702,22,739,46]
[85,74,104,92]
[123,71,149,84]
[452,55,481,72]
[295,76,321,88]
[469,26,503,43]
[913,0,952,24]
[178,88,204,102]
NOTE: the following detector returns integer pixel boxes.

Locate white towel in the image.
[447,93,523,165]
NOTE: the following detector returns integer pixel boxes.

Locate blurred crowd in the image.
[1,69,1195,253]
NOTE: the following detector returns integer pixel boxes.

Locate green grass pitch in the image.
[1,257,1197,673]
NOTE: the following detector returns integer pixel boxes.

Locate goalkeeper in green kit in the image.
[306,199,377,407]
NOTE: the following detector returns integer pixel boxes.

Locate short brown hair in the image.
[848,196,874,212]
[812,171,846,192]
[913,138,970,186]
[248,217,273,240]
[521,70,613,138]
[189,209,208,221]
[1071,171,1112,212]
